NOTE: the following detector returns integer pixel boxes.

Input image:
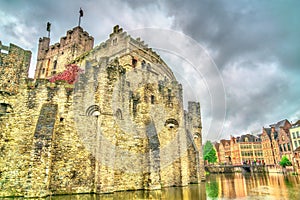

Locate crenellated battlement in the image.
[82,25,175,81]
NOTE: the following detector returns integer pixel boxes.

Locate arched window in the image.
[141,60,146,69]
[194,132,201,139]
[86,105,100,116]
[164,118,179,129]
[147,63,151,70]
[115,109,122,120]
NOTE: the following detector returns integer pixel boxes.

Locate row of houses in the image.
[214,119,300,170]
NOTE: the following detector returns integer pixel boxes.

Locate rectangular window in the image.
[151,95,155,104]
[295,141,297,148]
[53,60,57,69]
[297,131,300,138]
[293,132,296,139]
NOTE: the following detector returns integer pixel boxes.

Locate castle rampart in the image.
[0,25,204,197]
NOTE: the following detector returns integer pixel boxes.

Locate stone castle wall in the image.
[0,42,31,94]
[0,25,204,197]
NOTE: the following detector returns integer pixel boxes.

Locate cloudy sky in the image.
[1,0,299,142]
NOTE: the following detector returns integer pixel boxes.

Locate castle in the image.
[0,24,204,197]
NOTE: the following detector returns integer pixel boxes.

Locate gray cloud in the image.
[1,0,299,141]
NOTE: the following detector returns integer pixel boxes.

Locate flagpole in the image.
[78,14,81,27]
[47,22,51,38]
[78,8,83,27]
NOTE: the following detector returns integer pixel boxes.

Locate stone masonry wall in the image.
[0,26,203,197]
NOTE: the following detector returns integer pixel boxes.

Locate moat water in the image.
[3,173,300,199]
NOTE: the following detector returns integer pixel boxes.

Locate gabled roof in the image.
[214,142,220,151]
[264,128,271,135]
[293,120,300,125]
[272,131,279,140]
[295,146,300,152]
[220,139,230,146]
[291,120,300,128]
[262,127,272,139]
[269,119,290,131]
[238,134,260,143]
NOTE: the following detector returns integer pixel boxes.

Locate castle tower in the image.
[187,101,205,181]
[0,41,31,93]
[34,26,94,79]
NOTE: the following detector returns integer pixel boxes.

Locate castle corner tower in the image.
[34,26,94,79]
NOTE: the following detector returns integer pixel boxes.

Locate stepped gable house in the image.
[0,24,204,197]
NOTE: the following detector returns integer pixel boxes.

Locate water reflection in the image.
[2,174,300,199]
[0,184,206,200]
[206,173,300,200]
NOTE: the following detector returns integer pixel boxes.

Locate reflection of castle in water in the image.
[206,173,300,199]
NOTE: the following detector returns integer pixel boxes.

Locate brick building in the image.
[261,127,275,165]
[270,119,292,164]
[219,139,231,164]
[290,120,300,150]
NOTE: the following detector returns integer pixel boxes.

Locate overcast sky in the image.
[1,0,299,142]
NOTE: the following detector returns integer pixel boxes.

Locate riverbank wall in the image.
[205,165,298,174]
[205,165,266,173]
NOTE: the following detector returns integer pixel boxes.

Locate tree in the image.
[279,156,292,168]
[203,141,217,164]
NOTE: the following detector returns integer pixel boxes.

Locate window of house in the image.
[293,132,296,139]
[288,143,291,151]
[42,68,46,74]
[297,131,299,138]
[279,145,283,152]
[294,141,297,148]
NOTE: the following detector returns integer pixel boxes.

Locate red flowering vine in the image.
[49,64,83,84]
